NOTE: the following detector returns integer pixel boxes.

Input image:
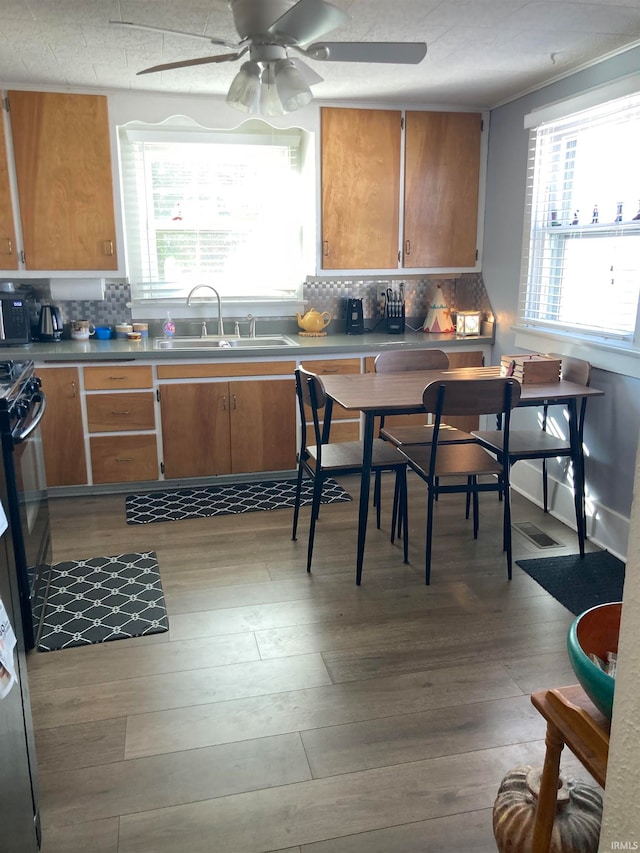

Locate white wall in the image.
[483,49,640,561]
[482,45,640,846]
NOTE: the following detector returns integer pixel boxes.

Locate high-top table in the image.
[319,367,604,584]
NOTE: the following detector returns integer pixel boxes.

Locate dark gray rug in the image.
[125,477,351,525]
[516,551,625,616]
[38,551,168,652]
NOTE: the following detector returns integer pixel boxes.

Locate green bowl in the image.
[567,601,621,720]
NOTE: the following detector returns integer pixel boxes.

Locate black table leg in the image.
[356,412,375,585]
[567,398,586,557]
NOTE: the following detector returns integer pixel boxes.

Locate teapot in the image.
[297,308,332,333]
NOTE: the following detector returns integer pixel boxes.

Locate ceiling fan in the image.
[110,0,427,115]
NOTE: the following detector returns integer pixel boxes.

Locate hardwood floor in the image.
[27,475,602,852]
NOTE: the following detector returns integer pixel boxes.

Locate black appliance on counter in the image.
[0,293,32,346]
[345,298,365,334]
[0,431,41,850]
[0,361,51,650]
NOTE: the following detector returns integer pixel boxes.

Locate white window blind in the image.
[519,91,640,342]
[118,121,312,302]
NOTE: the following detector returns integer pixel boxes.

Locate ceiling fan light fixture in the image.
[226,60,262,113]
[259,64,287,116]
[274,58,312,112]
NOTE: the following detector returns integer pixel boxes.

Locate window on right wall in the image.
[519,90,640,345]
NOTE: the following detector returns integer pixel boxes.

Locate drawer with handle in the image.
[90,434,158,483]
[86,392,155,432]
[84,365,153,390]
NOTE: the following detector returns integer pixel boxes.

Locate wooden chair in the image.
[292,366,409,573]
[374,349,477,532]
[399,377,521,584]
[472,356,592,553]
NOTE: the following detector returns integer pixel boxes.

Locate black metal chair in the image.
[473,356,592,554]
[292,366,408,573]
[399,377,521,584]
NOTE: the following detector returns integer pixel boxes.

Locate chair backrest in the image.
[561,356,592,387]
[422,377,522,419]
[374,348,450,373]
[295,366,326,455]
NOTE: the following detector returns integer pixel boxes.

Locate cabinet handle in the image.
[115,457,134,463]
[323,240,329,256]
[112,410,130,416]
[71,381,77,398]
[2,238,12,256]
[103,240,114,256]
[405,240,411,256]
[108,376,126,381]
[232,394,237,410]
[323,367,338,374]
[222,396,227,411]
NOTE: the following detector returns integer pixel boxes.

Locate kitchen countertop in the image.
[3,331,494,362]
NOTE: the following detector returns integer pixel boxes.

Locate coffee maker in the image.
[345,298,365,334]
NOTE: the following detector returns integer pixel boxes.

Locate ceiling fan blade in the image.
[290,57,324,87]
[267,0,349,47]
[137,52,244,76]
[109,20,240,50]
[305,41,427,64]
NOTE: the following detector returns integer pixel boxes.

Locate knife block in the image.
[385,304,405,334]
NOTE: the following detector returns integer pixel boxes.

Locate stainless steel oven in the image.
[0,361,51,649]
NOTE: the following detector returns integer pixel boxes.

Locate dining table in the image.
[319,366,604,585]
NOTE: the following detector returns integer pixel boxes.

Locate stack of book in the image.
[500,354,562,383]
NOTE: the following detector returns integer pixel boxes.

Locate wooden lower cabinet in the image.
[90,435,158,484]
[160,378,296,479]
[160,382,232,479]
[38,366,88,487]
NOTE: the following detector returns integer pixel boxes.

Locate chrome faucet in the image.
[186,285,224,336]
[233,314,257,338]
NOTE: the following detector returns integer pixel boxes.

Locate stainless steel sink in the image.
[154,335,298,350]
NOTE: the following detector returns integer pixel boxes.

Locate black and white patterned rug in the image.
[125,477,351,525]
[38,551,168,652]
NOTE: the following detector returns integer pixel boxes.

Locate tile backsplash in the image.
[303,272,493,330]
[20,272,493,335]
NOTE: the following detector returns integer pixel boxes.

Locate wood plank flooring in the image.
[27,475,602,852]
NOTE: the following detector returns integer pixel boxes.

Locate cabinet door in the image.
[160,382,232,479]
[230,379,296,474]
[38,367,88,487]
[321,107,401,270]
[8,91,118,271]
[403,111,481,268]
[0,125,18,270]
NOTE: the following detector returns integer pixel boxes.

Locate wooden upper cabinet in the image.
[403,111,482,268]
[0,124,18,270]
[8,91,118,271]
[321,107,401,270]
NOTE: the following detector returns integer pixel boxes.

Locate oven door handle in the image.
[13,392,47,443]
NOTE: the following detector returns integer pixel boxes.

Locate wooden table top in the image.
[318,367,604,413]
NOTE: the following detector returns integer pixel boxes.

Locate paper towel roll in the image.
[49,278,105,301]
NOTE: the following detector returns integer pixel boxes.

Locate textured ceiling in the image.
[1,0,640,109]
